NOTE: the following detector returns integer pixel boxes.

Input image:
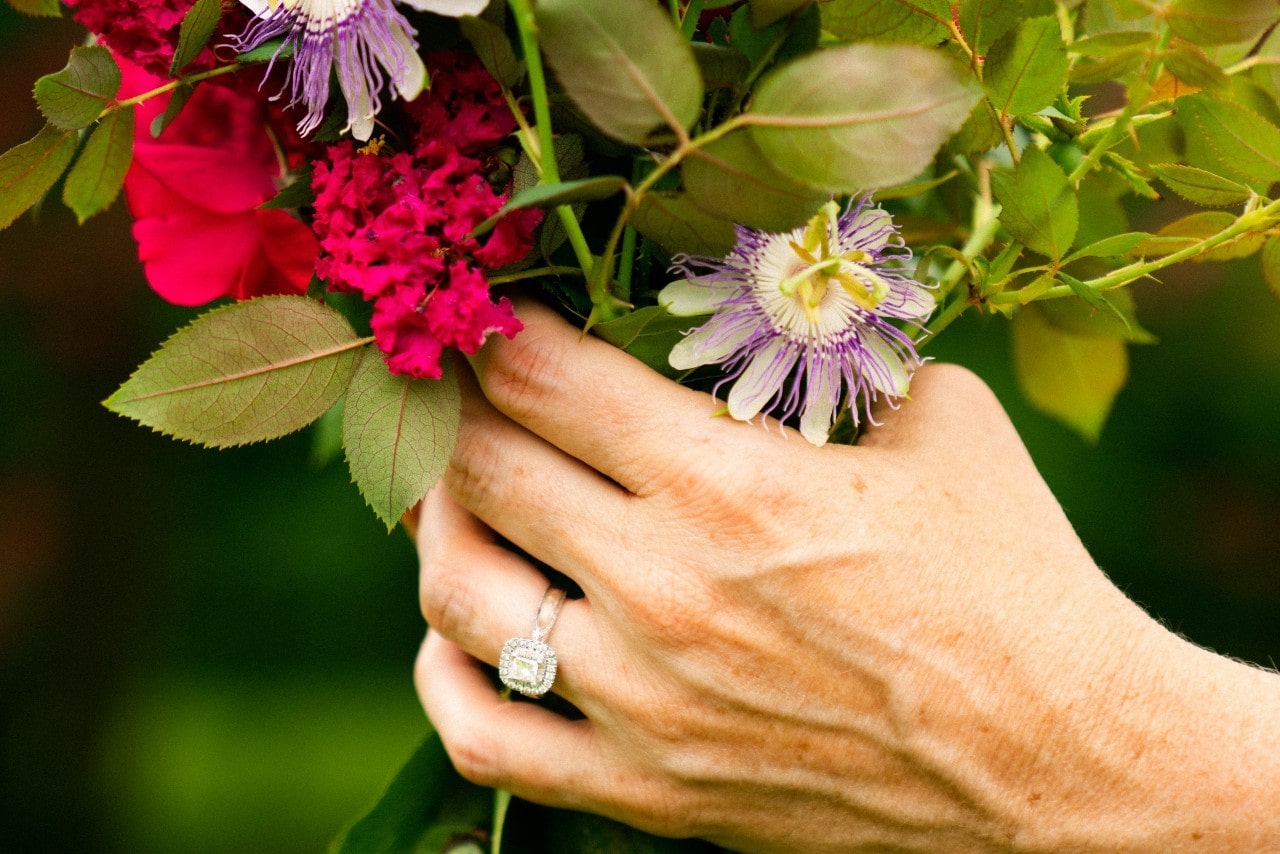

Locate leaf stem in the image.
[106,61,241,115]
[488,265,584,285]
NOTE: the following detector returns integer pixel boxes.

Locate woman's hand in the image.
[415,299,1280,852]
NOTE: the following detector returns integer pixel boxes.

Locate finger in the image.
[417,487,606,708]
[859,363,1026,457]
[469,298,754,496]
[416,630,614,812]
[446,362,633,588]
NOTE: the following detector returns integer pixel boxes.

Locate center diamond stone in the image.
[499,637,558,697]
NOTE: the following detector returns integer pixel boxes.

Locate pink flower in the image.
[66,0,253,78]
[120,59,319,305]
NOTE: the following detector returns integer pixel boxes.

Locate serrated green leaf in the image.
[593,305,709,377]
[958,0,1027,53]
[1150,163,1252,206]
[33,45,121,131]
[1179,94,1280,185]
[170,0,222,75]
[343,351,460,530]
[1162,42,1228,90]
[945,102,1004,157]
[536,0,704,145]
[151,83,195,138]
[62,105,134,224]
[1165,0,1277,46]
[459,14,525,88]
[1038,290,1157,343]
[682,131,826,232]
[821,0,949,45]
[1261,238,1280,298]
[1070,30,1156,56]
[105,297,365,448]
[991,144,1078,260]
[0,123,78,230]
[748,44,979,192]
[1069,46,1146,85]
[331,731,490,854]
[984,17,1069,117]
[752,0,812,28]
[631,191,736,258]
[1063,231,1153,262]
[6,0,61,15]
[1012,302,1127,442]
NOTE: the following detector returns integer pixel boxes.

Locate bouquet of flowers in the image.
[5,0,1280,848]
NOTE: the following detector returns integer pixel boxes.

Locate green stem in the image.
[488,265,585,285]
[1068,25,1171,186]
[990,199,1280,304]
[507,0,595,279]
[919,188,1002,346]
[106,62,241,114]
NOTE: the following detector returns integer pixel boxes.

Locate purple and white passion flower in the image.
[233,0,489,140]
[660,198,935,446]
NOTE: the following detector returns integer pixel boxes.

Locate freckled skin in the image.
[416,299,1280,852]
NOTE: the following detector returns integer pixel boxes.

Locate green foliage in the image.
[535,0,704,145]
[1150,164,1252,207]
[104,297,365,448]
[748,44,979,191]
[459,15,525,88]
[983,17,1068,117]
[683,131,825,231]
[820,0,948,45]
[4,0,59,17]
[151,82,195,137]
[991,145,1078,260]
[0,123,77,229]
[1262,238,1280,298]
[593,306,709,377]
[751,0,813,29]
[62,105,134,223]
[1164,0,1278,46]
[1012,302,1128,442]
[1136,211,1267,262]
[331,731,490,853]
[33,45,121,130]
[170,0,222,75]
[631,191,737,257]
[342,351,460,530]
[1178,94,1280,186]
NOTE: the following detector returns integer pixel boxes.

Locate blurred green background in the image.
[2,6,1278,853]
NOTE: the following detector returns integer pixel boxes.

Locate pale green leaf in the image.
[991,144,1078,260]
[1162,42,1228,90]
[631,191,737,258]
[1165,0,1277,46]
[1150,163,1252,206]
[1012,302,1128,443]
[1038,291,1157,344]
[343,351,460,530]
[1261,238,1280,298]
[748,44,979,192]
[0,124,78,230]
[1131,211,1265,262]
[63,106,134,224]
[535,0,704,145]
[821,0,949,45]
[1063,232,1153,263]
[958,0,1027,53]
[104,297,365,448]
[593,305,709,377]
[459,14,525,88]
[691,43,751,90]
[1069,31,1155,56]
[752,0,813,28]
[5,0,61,15]
[171,0,222,75]
[1179,94,1280,185]
[33,45,121,131]
[682,131,826,232]
[984,17,1069,117]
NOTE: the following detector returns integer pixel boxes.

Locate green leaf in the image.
[170,0,222,75]
[1063,231,1153,263]
[945,102,1004,156]
[342,350,460,530]
[748,44,979,192]
[682,131,826,232]
[1262,237,1280,298]
[1162,41,1228,90]
[535,0,704,145]
[1165,0,1278,46]
[104,297,365,448]
[728,3,821,67]
[631,191,736,258]
[459,14,525,88]
[1132,210,1266,262]
[1178,94,1280,185]
[33,45,121,131]
[1150,163,1252,206]
[957,0,1027,53]
[821,0,949,45]
[593,305,709,377]
[473,176,628,237]
[237,39,293,64]
[259,164,316,210]
[5,0,61,15]
[331,731,490,854]
[752,0,812,28]
[983,17,1068,117]
[691,43,751,90]
[1038,290,1156,344]
[0,124,78,230]
[62,105,134,224]
[991,144,1078,260]
[1069,30,1155,56]
[1012,302,1128,443]
[151,82,195,138]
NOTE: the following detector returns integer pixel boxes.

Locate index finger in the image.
[469,298,752,495]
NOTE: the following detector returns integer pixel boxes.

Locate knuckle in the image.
[420,567,479,642]
[445,422,504,510]
[479,330,568,422]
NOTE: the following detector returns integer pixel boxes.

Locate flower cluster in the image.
[311,52,541,379]
[65,0,250,77]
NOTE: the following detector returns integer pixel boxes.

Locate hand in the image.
[415,299,1280,852]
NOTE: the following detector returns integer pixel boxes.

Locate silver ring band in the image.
[498,585,566,698]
